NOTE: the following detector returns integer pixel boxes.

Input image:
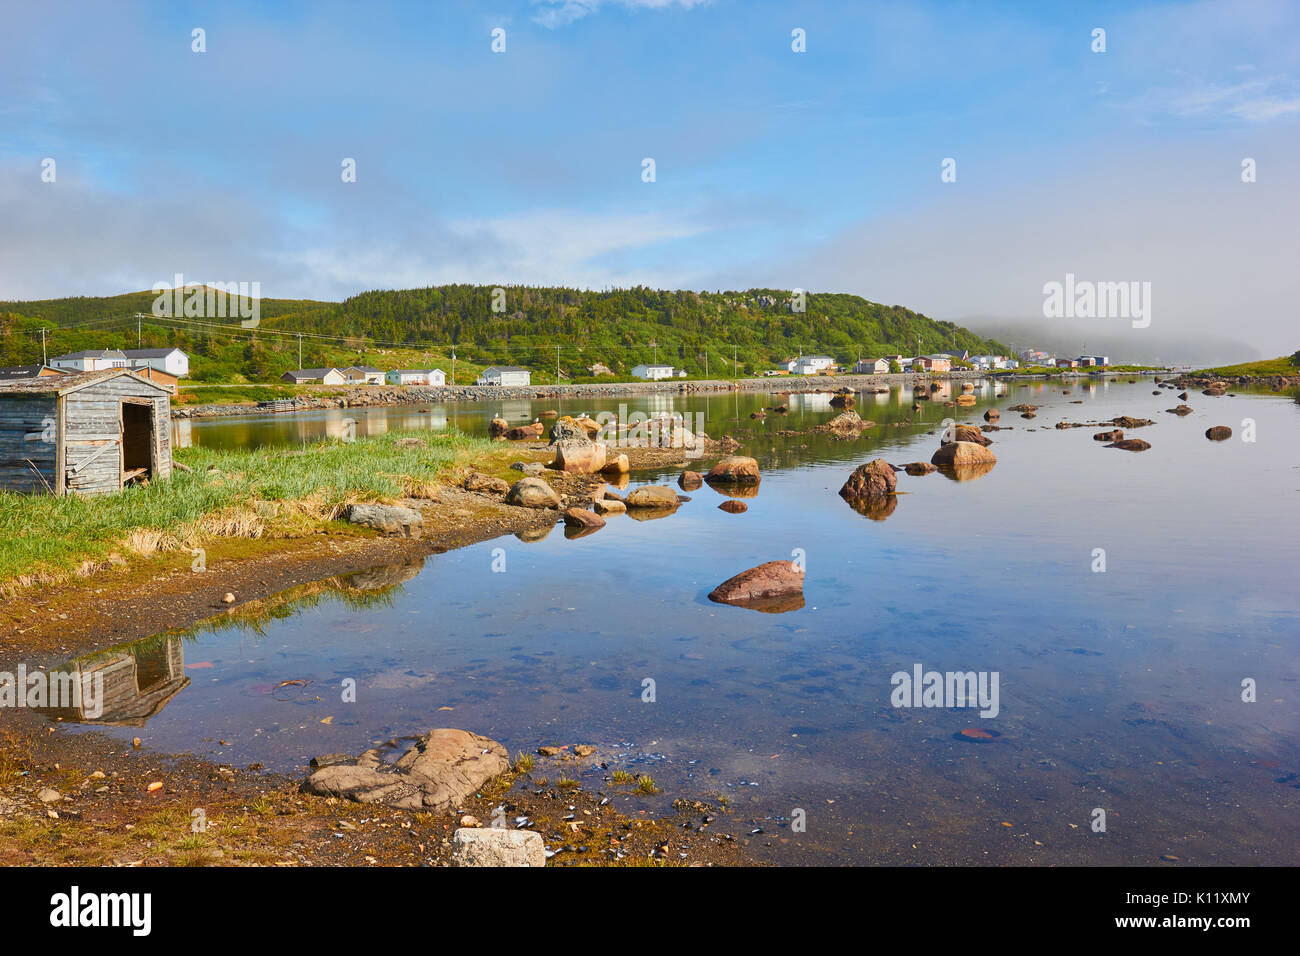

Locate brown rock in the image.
[504,422,544,440]
[489,417,509,439]
[1093,430,1123,441]
[1205,426,1232,441]
[1167,405,1193,416]
[705,455,761,485]
[593,497,626,515]
[931,441,997,467]
[552,439,608,474]
[505,477,562,509]
[464,473,510,494]
[839,458,898,498]
[903,462,937,475]
[718,500,748,513]
[624,485,680,508]
[562,507,606,529]
[708,560,805,613]
[679,471,703,490]
[941,424,992,446]
[601,453,629,475]
[1105,439,1151,451]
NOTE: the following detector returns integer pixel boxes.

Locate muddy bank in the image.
[173,371,990,420]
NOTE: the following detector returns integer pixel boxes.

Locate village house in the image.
[342,366,386,385]
[631,363,676,381]
[853,358,892,374]
[0,368,172,495]
[123,347,190,378]
[917,354,953,372]
[49,349,129,372]
[1077,355,1110,367]
[280,367,347,385]
[792,354,836,375]
[385,368,446,386]
[476,366,532,386]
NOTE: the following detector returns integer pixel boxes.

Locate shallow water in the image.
[54,381,1300,863]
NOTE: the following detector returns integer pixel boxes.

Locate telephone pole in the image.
[40,328,48,365]
[451,346,456,385]
[556,345,561,384]
[297,332,303,369]
[137,313,142,347]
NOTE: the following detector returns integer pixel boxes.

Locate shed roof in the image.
[0,367,172,397]
[123,347,188,359]
[484,366,529,373]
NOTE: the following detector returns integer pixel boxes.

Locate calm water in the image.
[57,381,1300,863]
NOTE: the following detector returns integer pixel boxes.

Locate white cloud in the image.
[532,0,710,29]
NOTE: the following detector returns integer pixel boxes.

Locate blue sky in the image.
[2,0,1297,354]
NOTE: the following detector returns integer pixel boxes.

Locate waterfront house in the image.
[280,367,346,385]
[50,349,129,372]
[917,354,953,372]
[853,358,892,374]
[342,366,385,385]
[794,354,836,375]
[476,366,532,386]
[386,368,446,386]
[123,347,190,378]
[0,368,172,495]
[631,363,676,381]
[1077,355,1109,367]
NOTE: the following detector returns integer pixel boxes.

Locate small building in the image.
[280,367,346,385]
[917,354,953,372]
[1078,355,1109,367]
[793,354,836,375]
[631,363,676,381]
[123,347,190,378]
[476,366,531,386]
[0,365,67,381]
[0,368,172,495]
[386,368,446,386]
[853,358,891,374]
[342,366,385,385]
[49,349,128,372]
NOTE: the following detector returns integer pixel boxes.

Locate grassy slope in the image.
[0,429,495,591]
[1200,353,1300,377]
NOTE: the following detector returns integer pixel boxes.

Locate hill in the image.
[0,286,1011,384]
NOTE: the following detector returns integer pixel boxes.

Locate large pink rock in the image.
[708,560,805,613]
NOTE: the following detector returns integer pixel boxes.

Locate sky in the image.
[1,0,1297,359]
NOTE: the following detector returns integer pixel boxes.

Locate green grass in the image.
[0,428,493,591]
[174,384,304,405]
[1200,354,1300,377]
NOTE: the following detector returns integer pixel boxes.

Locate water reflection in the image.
[38,636,190,727]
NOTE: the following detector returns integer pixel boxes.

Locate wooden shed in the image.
[0,368,173,495]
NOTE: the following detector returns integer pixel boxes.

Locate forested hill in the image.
[0,286,1010,383]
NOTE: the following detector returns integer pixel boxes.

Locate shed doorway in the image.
[121,400,156,485]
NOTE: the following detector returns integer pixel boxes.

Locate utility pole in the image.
[297,332,303,369]
[556,345,560,384]
[705,352,709,378]
[451,346,456,385]
[40,328,47,365]
[733,344,738,380]
[137,313,142,348]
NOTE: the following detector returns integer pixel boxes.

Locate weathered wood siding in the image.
[63,377,172,495]
[0,395,59,492]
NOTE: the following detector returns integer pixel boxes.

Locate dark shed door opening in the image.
[121,401,155,482]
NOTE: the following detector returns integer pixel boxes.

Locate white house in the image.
[970,354,1009,370]
[281,367,347,385]
[123,347,190,378]
[631,363,675,381]
[343,366,385,385]
[50,349,128,372]
[386,368,446,386]
[794,354,836,375]
[853,358,891,374]
[476,366,531,386]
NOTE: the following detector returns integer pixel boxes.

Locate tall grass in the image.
[0,429,492,592]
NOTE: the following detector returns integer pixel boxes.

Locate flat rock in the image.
[302,729,508,811]
[562,507,606,529]
[705,455,761,484]
[930,441,997,467]
[625,485,680,508]
[342,503,423,538]
[708,560,805,613]
[464,473,510,494]
[450,828,546,868]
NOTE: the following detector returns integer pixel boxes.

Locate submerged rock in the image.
[562,507,606,529]
[940,424,992,446]
[1166,405,1194,416]
[708,560,805,613]
[302,729,508,811]
[1205,426,1233,441]
[705,455,762,484]
[903,462,937,475]
[1093,430,1124,442]
[930,441,997,467]
[679,470,703,490]
[1105,439,1151,451]
[839,458,898,498]
[718,500,748,513]
[625,485,680,508]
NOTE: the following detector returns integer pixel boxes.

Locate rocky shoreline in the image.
[172,371,995,419]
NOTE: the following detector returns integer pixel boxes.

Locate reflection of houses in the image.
[40,636,189,726]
